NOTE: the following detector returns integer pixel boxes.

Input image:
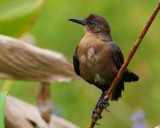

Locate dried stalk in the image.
[89,1,160,127]
[36,82,52,123]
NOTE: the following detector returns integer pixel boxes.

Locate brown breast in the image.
[77,33,117,85]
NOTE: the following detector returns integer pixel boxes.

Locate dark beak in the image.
[68,18,86,26]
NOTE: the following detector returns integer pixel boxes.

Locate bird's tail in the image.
[111,69,139,101]
[123,69,139,82]
[111,80,124,101]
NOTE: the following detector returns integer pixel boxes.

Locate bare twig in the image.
[89,1,160,127]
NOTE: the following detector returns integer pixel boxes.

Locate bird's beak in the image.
[68,18,86,26]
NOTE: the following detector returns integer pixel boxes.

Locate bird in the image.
[68,14,139,118]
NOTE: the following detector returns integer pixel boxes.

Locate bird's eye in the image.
[87,21,94,27]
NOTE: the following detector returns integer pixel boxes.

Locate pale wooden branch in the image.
[5,96,79,128]
[0,34,76,82]
[36,82,53,123]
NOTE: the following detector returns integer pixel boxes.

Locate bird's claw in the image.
[104,107,110,112]
[91,99,110,125]
[91,92,110,124]
[102,100,110,112]
[91,111,102,125]
[92,118,101,125]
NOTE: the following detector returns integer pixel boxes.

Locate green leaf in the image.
[0,92,6,128]
[0,0,43,37]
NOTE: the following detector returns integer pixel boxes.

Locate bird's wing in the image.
[109,42,125,100]
[110,42,124,70]
[73,47,80,76]
[110,42,139,82]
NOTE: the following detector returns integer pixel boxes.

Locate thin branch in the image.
[89,1,160,127]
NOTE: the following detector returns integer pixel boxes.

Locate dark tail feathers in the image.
[111,69,139,101]
[123,69,139,82]
[111,80,124,101]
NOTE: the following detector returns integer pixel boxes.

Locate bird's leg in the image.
[91,92,110,123]
[102,92,110,112]
[92,93,103,120]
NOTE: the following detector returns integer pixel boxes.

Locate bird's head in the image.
[69,14,111,34]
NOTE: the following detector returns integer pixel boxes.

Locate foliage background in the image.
[0,0,160,128]
[0,92,5,128]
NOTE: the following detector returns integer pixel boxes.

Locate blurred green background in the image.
[0,0,160,128]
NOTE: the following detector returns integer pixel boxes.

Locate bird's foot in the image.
[92,118,101,125]
[102,99,110,112]
[92,109,102,119]
[91,110,102,125]
[91,98,110,125]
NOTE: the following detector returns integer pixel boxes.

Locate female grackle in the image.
[69,14,139,119]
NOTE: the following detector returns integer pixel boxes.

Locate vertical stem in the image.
[37,82,53,123]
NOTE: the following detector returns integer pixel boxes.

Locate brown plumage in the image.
[69,14,139,101]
